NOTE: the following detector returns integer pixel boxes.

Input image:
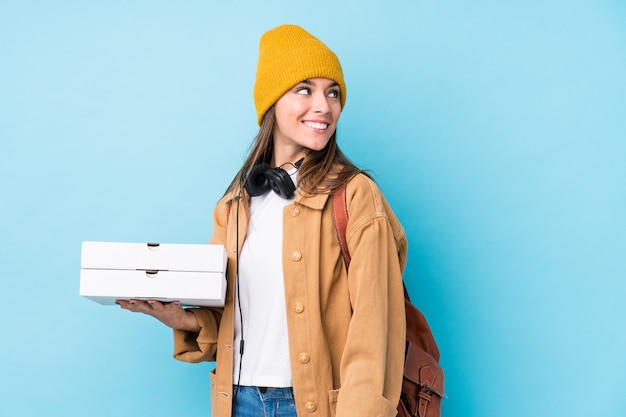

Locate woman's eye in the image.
[328,90,340,98]
[295,87,311,95]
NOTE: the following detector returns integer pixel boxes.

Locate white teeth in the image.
[304,121,328,130]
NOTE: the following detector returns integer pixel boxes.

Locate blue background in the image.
[1,1,625,416]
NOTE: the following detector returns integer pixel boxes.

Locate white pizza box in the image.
[80,241,227,307]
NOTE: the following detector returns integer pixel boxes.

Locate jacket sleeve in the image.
[336,178,407,417]
[172,197,231,363]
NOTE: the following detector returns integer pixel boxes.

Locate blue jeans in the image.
[232,386,297,417]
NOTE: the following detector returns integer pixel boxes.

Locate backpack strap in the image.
[333,184,351,270]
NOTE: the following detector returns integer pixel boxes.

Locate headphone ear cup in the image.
[243,163,271,196]
[265,168,296,199]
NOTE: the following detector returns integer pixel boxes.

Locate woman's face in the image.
[272,77,342,158]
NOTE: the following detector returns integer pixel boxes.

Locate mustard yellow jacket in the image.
[172,173,407,417]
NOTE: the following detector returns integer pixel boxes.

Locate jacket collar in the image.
[294,190,330,210]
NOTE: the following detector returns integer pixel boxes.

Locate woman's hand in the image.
[116,299,201,333]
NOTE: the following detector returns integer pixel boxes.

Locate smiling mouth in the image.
[303,121,329,130]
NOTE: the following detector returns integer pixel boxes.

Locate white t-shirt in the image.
[233,169,297,387]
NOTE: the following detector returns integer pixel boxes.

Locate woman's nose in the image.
[312,92,330,113]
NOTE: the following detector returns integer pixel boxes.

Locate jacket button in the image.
[290,206,300,216]
[294,302,304,313]
[291,251,302,261]
[299,352,310,364]
[305,401,317,412]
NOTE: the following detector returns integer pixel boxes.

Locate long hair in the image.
[223,105,367,199]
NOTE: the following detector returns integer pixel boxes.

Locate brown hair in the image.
[224,105,367,199]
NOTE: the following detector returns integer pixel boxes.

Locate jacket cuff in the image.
[172,308,220,363]
[336,386,398,417]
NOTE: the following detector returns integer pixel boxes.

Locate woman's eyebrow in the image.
[300,79,339,88]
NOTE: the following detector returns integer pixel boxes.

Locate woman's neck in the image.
[271,148,308,168]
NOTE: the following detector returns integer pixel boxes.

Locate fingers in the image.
[116,299,146,313]
[116,299,190,329]
[116,299,181,316]
[145,300,182,316]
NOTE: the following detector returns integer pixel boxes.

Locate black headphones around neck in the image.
[242,158,303,199]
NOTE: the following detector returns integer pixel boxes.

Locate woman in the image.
[118,24,407,417]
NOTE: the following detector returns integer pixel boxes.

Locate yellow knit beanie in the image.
[253,24,346,126]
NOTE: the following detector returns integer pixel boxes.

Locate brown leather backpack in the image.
[333,185,445,417]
